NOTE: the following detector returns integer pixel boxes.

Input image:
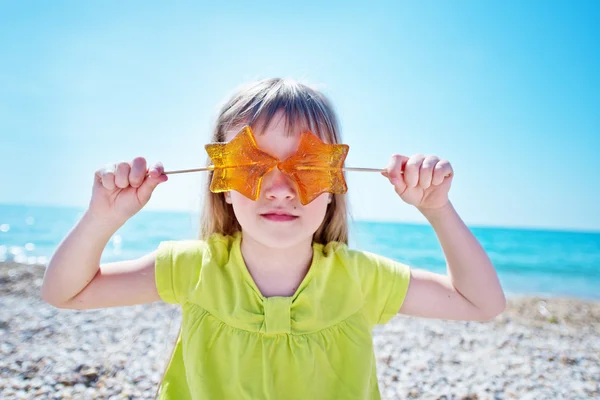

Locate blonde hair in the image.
[200,77,349,245]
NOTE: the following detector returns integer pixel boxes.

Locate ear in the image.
[224,192,232,204]
[327,194,333,204]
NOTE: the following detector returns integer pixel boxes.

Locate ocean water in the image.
[1,203,599,300]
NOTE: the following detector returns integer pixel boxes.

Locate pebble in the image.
[1,262,599,399]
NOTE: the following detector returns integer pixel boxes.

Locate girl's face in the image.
[224,111,331,249]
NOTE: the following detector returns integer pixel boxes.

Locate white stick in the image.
[159,166,396,176]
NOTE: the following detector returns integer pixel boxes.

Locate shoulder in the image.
[155,232,241,304]
[314,241,410,281]
[158,232,240,265]
[316,240,403,268]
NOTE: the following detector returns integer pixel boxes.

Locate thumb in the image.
[138,169,168,204]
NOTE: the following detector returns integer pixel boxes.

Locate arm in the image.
[382,153,505,322]
[399,202,506,321]
[41,157,167,309]
[40,210,160,309]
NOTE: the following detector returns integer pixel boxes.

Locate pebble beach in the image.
[1,261,599,400]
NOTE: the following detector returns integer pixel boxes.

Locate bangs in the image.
[219,79,339,144]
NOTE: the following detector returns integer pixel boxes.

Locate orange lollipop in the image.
[278,131,349,205]
[159,126,387,204]
[206,126,349,204]
[204,126,279,201]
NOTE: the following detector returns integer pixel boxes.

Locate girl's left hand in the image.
[381,154,454,211]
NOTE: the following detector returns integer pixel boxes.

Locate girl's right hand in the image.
[89,157,168,225]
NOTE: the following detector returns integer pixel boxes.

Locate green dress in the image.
[155,231,410,399]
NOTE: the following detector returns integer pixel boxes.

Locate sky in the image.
[1,1,599,232]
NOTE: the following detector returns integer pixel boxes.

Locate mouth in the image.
[260,212,299,222]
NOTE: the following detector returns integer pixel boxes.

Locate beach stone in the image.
[14,390,29,400]
[2,261,600,400]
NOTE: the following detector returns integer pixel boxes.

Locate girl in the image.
[41,78,506,399]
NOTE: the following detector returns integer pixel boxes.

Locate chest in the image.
[252,274,303,298]
[175,308,376,398]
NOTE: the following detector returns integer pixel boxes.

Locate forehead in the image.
[225,111,306,158]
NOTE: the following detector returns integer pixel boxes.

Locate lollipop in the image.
[160,125,387,205]
[277,131,349,205]
[204,126,279,201]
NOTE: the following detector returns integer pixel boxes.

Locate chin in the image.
[245,226,315,249]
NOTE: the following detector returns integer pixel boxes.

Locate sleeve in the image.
[356,251,411,325]
[155,240,206,304]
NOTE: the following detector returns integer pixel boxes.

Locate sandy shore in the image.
[1,261,599,399]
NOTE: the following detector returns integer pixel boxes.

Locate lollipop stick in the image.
[163,167,214,175]
[343,167,394,173]
[158,166,399,176]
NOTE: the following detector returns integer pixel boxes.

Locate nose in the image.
[262,168,296,201]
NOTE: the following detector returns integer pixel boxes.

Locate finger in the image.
[404,154,425,188]
[114,161,131,189]
[432,159,453,185]
[147,161,164,178]
[96,164,116,191]
[419,155,439,189]
[129,157,147,188]
[138,162,168,203]
[385,154,409,185]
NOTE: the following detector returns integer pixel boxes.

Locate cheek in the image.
[229,192,255,210]
[303,194,330,217]
[228,192,262,227]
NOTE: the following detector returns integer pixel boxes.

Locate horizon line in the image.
[1,201,599,235]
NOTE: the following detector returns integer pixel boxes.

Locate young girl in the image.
[41,78,506,399]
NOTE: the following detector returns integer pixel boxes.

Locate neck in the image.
[239,233,314,297]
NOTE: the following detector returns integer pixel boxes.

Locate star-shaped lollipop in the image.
[205,126,279,201]
[278,131,349,205]
[159,125,386,204]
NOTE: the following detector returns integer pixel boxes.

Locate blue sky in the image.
[1,1,598,231]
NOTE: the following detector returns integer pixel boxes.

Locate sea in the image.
[1,203,599,300]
